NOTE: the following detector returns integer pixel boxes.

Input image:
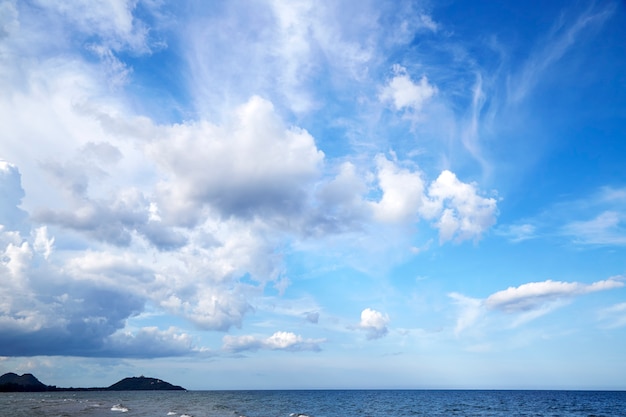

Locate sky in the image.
[0,0,625,391]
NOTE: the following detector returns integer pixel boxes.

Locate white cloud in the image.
[485,278,624,313]
[497,223,537,242]
[369,156,497,242]
[371,155,426,223]
[0,0,18,39]
[426,170,498,243]
[0,0,504,361]
[451,277,625,334]
[32,0,150,53]
[598,302,626,329]
[380,65,437,113]
[103,326,200,358]
[222,331,324,352]
[562,211,626,245]
[358,308,390,340]
[508,2,616,104]
[314,161,369,233]
[448,292,482,336]
[186,0,375,116]
[149,96,325,224]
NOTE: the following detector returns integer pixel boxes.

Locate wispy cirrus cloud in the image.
[501,186,626,246]
[495,223,537,243]
[450,277,624,334]
[598,302,626,329]
[562,211,626,246]
[507,2,617,104]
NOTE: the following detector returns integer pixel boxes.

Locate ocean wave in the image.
[111,404,129,412]
[290,413,311,417]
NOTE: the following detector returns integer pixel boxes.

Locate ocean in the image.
[1,389,625,417]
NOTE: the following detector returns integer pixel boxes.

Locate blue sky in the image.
[0,0,625,390]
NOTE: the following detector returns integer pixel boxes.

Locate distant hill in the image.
[107,376,185,391]
[0,373,48,392]
[0,372,186,392]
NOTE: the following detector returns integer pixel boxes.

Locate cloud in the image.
[496,223,537,243]
[0,161,28,232]
[448,292,482,335]
[485,278,624,313]
[102,327,200,358]
[598,302,626,329]
[426,170,498,243]
[312,161,369,234]
[0,0,16,33]
[32,0,152,53]
[562,211,626,245]
[508,2,616,103]
[0,282,145,356]
[371,155,427,223]
[222,331,324,352]
[305,311,320,324]
[0,0,504,361]
[370,156,498,242]
[380,65,437,113]
[450,277,624,334]
[358,308,390,340]
[514,186,626,247]
[149,96,325,224]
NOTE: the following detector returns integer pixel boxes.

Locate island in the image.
[0,372,186,392]
[107,376,185,391]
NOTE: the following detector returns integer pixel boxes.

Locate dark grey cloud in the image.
[0,284,142,356]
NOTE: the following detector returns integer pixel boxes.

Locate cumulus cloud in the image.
[222,331,324,352]
[427,170,498,243]
[358,308,390,340]
[312,162,369,234]
[380,65,437,113]
[370,156,497,242]
[103,327,200,358]
[0,0,503,361]
[371,155,427,223]
[150,96,324,224]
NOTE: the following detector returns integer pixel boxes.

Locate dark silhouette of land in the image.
[108,376,185,391]
[0,373,48,392]
[0,372,185,392]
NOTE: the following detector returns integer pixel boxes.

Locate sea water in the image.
[1,389,625,417]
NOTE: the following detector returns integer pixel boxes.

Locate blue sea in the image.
[1,390,625,417]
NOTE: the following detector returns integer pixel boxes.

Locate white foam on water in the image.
[180,414,193,417]
[167,413,177,416]
[111,404,129,412]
